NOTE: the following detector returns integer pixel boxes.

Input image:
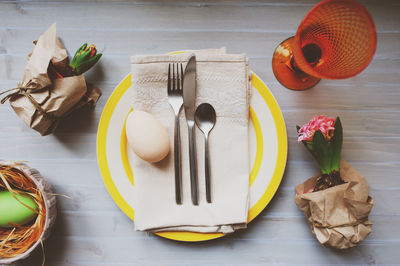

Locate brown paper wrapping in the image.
[295,160,374,249]
[2,23,101,135]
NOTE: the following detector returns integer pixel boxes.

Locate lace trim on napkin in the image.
[133,75,247,84]
[132,75,249,121]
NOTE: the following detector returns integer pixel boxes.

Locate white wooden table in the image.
[1,0,399,265]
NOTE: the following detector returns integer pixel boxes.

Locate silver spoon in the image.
[195,103,216,203]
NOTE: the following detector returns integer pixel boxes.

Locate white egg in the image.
[125,110,170,163]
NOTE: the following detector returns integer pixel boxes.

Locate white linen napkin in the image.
[130,48,251,233]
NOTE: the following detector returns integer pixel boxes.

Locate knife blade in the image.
[183,55,197,121]
[183,55,198,205]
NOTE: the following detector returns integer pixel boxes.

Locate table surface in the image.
[1,0,399,265]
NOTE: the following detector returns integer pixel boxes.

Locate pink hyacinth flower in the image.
[298,115,335,143]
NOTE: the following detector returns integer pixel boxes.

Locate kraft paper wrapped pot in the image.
[0,23,101,136]
[0,161,57,264]
[295,160,374,249]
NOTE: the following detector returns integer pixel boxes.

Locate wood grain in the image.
[0,0,399,265]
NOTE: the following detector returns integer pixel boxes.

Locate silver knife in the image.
[183,55,198,205]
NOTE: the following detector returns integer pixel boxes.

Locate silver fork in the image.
[167,63,184,204]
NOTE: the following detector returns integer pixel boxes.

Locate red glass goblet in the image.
[272,0,377,90]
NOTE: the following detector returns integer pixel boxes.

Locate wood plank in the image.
[50,184,400,216]
[22,159,400,189]
[2,93,400,137]
[3,53,400,87]
[0,128,398,162]
[0,114,398,162]
[14,236,400,265]
[0,160,395,214]
[0,1,398,33]
[1,29,399,60]
[6,0,400,5]
[48,211,400,243]
[2,56,400,113]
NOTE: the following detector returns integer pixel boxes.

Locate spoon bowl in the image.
[195,103,216,134]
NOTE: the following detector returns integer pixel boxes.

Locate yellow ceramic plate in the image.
[97,70,287,242]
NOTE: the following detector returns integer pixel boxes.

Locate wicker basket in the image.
[0,161,57,264]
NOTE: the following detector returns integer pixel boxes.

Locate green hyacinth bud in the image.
[70,43,102,75]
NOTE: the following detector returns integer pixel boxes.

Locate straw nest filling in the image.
[0,164,46,258]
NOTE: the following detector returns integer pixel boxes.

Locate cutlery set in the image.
[167,55,216,205]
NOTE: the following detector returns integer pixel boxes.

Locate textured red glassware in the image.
[272,0,377,90]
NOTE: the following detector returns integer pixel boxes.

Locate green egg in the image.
[0,190,38,228]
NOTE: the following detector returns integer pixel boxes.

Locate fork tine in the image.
[180,64,184,90]
[172,63,176,91]
[176,63,180,91]
[168,64,171,92]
